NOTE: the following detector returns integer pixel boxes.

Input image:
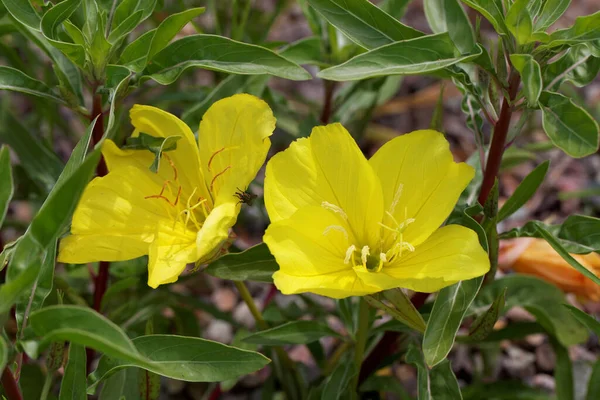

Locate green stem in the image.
[351,298,370,394]
[233,281,268,330]
[39,373,53,400]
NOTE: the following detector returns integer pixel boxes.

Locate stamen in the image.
[207,147,226,172]
[380,253,388,263]
[210,165,231,192]
[321,201,348,220]
[389,183,404,215]
[163,154,178,181]
[361,245,370,266]
[323,225,349,241]
[344,245,356,264]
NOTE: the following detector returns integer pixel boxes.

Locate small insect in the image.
[234,188,257,206]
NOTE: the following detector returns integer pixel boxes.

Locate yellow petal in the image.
[148,223,198,288]
[355,225,489,292]
[265,206,379,299]
[130,105,206,198]
[265,123,383,247]
[57,165,170,263]
[196,200,237,264]
[369,130,474,248]
[198,94,275,205]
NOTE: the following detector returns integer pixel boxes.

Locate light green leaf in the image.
[543,44,600,90]
[550,337,574,400]
[0,66,66,103]
[204,243,278,283]
[319,33,480,81]
[506,0,532,44]
[243,321,338,345]
[147,8,206,60]
[107,9,144,44]
[535,0,571,30]
[461,0,508,35]
[564,304,600,336]
[424,0,476,53]
[423,277,483,367]
[406,345,463,400]
[539,91,599,158]
[145,34,311,84]
[498,161,549,221]
[510,54,542,107]
[120,30,155,72]
[0,0,40,30]
[545,11,600,47]
[306,0,422,49]
[473,274,588,346]
[0,146,13,228]
[40,0,86,67]
[59,344,87,400]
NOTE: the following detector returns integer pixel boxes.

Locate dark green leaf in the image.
[473,274,588,346]
[204,243,277,283]
[107,9,144,44]
[243,321,338,345]
[321,361,356,400]
[539,91,599,158]
[545,11,600,47]
[59,344,87,400]
[535,0,571,30]
[99,369,140,400]
[307,0,422,50]
[0,146,13,228]
[423,277,483,367]
[382,289,426,332]
[506,0,532,44]
[498,161,549,222]
[509,54,542,107]
[0,0,40,30]
[0,66,66,103]
[145,34,311,84]
[0,335,7,372]
[587,358,600,400]
[462,380,552,400]
[123,133,181,173]
[424,0,476,53]
[459,322,546,343]
[406,345,463,400]
[279,37,325,66]
[564,304,600,336]
[318,33,480,81]
[40,0,86,67]
[468,288,505,340]
[550,337,574,400]
[461,0,508,35]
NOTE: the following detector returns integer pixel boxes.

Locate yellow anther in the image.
[344,245,357,265]
[323,225,349,242]
[321,201,348,221]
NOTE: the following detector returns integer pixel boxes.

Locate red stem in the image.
[207,383,222,400]
[319,81,336,124]
[1,368,23,400]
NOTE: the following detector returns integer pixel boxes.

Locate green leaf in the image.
[319,33,480,81]
[497,160,549,222]
[306,0,422,49]
[144,34,311,84]
[535,0,571,30]
[122,133,181,173]
[0,146,13,228]
[564,304,600,336]
[107,9,144,44]
[0,335,7,372]
[279,37,325,66]
[587,358,600,400]
[147,8,205,61]
[90,334,270,391]
[0,66,66,103]
[382,289,426,332]
[204,243,277,283]
[506,0,532,45]
[99,369,140,400]
[509,54,542,107]
[468,288,505,340]
[243,321,338,345]
[59,344,87,400]
[543,44,600,90]
[321,360,357,400]
[424,0,476,53]
[550,337,574,400]
[0,0,40,30]
[539,91,599,158]
[461,0,508,35]
[545,11,600,47]
[406,345,463,400]
[422,277,483,367]
[40,0,86,67]
[473,274,588,346]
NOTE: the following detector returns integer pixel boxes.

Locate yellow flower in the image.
[263,124,490,299]
[58,94,275,288]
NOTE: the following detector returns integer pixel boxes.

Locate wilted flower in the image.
[59,94,275,288]
[263,123,489,299]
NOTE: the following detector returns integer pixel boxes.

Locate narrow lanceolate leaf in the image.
[40,0,86,67]
[535,0,572,30]
[243,321,338,345]
[406,345,463,400]
[424,0,476,53]
[564,305,600,336]
[539,91,599,158]
[90,334,270,391]
[0,0,41,30]
[505,0,532,45]
[0,66,65,103]
[498,161,549,222]
[423,277,483,367]
[550,337,574,400]
[144,34,311,84]
[587,359,600,400]
[59,344,87,400]
[509,55,542,107]
[318,33,479,81]
[204,243,278,283]
[0,146,13,228]
[545,11,600,47]
[468,288,506,341]
[322,361,357,400]
[461,0,508,35]
[0,335,7,372]
[306,0,422,49]
[382,289,427,332]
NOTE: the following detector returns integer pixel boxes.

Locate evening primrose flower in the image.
[58,94,275,288]
[263,124,489,299]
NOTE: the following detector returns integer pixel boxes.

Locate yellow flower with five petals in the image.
[263,124,490,299]
[58,94,275,288]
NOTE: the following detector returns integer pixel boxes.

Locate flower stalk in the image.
[351,298,370,395]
